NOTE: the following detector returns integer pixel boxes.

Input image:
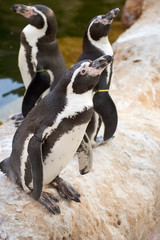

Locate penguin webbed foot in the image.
[11,113,24,121]
[38,191,61,215]
[50,176,81,203]
[11,113,24,127]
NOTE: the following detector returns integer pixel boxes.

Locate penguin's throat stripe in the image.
[36,69,47,73]
[96,89,109,93]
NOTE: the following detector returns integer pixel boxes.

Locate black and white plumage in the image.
[11,4,67,117]
[78,8,119,145]
[0,55,112,214]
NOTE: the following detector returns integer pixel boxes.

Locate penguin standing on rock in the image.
[11,4,67,118]
[0,55,112,214]
[78,8,120,146]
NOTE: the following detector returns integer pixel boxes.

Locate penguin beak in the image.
[102,8,120,23]
[11,4,37,18]
[88,55,113,76]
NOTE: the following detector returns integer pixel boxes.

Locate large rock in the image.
[0,0,160,239]
[112,0,160,238]
[113,0,160,111]
[0,113,160,240]
[121,0,143,27]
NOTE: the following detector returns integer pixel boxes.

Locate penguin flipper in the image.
[93,92,118,141]
[28,135,43,201]
[77,133,93,175]
[22,70,51,117]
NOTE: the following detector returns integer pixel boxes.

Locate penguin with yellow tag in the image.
[78,8,120,145]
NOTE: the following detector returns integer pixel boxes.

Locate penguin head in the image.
[87,8,120,41]
[11,4,57,36]
[67,55,113,94]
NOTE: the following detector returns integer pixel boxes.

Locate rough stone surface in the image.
[113,0,160,111]
[0,111,160,240]
[0,0,160,239]
[122,0,144,27]
[112,0,160,238]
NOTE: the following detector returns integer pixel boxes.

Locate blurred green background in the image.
[0,0,125,122]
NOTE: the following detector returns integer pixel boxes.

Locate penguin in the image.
[11,4,67,117]
[77,8,120,146]
[0,55,113,214]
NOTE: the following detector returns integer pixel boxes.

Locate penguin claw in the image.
[50,177,81,203]
[14,120,24,127]
[11,113,24,121]
[45,192,59,203]
[38,191,61,214]
[11,113,24,127]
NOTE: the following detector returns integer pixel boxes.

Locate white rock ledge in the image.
[0,109,160,240]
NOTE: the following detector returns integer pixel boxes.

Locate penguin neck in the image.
[94,69,108,90]
[46,22,57,40]
[26,9,57,41]
[83,29,113,56]
[44,15,57,40]
[53,75,93,108]
[23,10,48,46]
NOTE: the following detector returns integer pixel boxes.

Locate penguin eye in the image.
[81,69,86,75]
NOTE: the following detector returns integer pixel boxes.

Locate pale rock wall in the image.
[122,0,144,27]
[113,0,160,111]
[0,0,160,239]
[112,0,160,238]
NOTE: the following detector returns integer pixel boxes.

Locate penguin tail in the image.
[0,158,10,176]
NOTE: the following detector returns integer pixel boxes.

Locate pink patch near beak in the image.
[88,65,108,77]
[101,18,113,25]
[20,7,38,19]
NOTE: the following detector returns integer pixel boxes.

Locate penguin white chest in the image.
[43,123,88,185]
[18,44,32,89]
[19,22,47,89]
